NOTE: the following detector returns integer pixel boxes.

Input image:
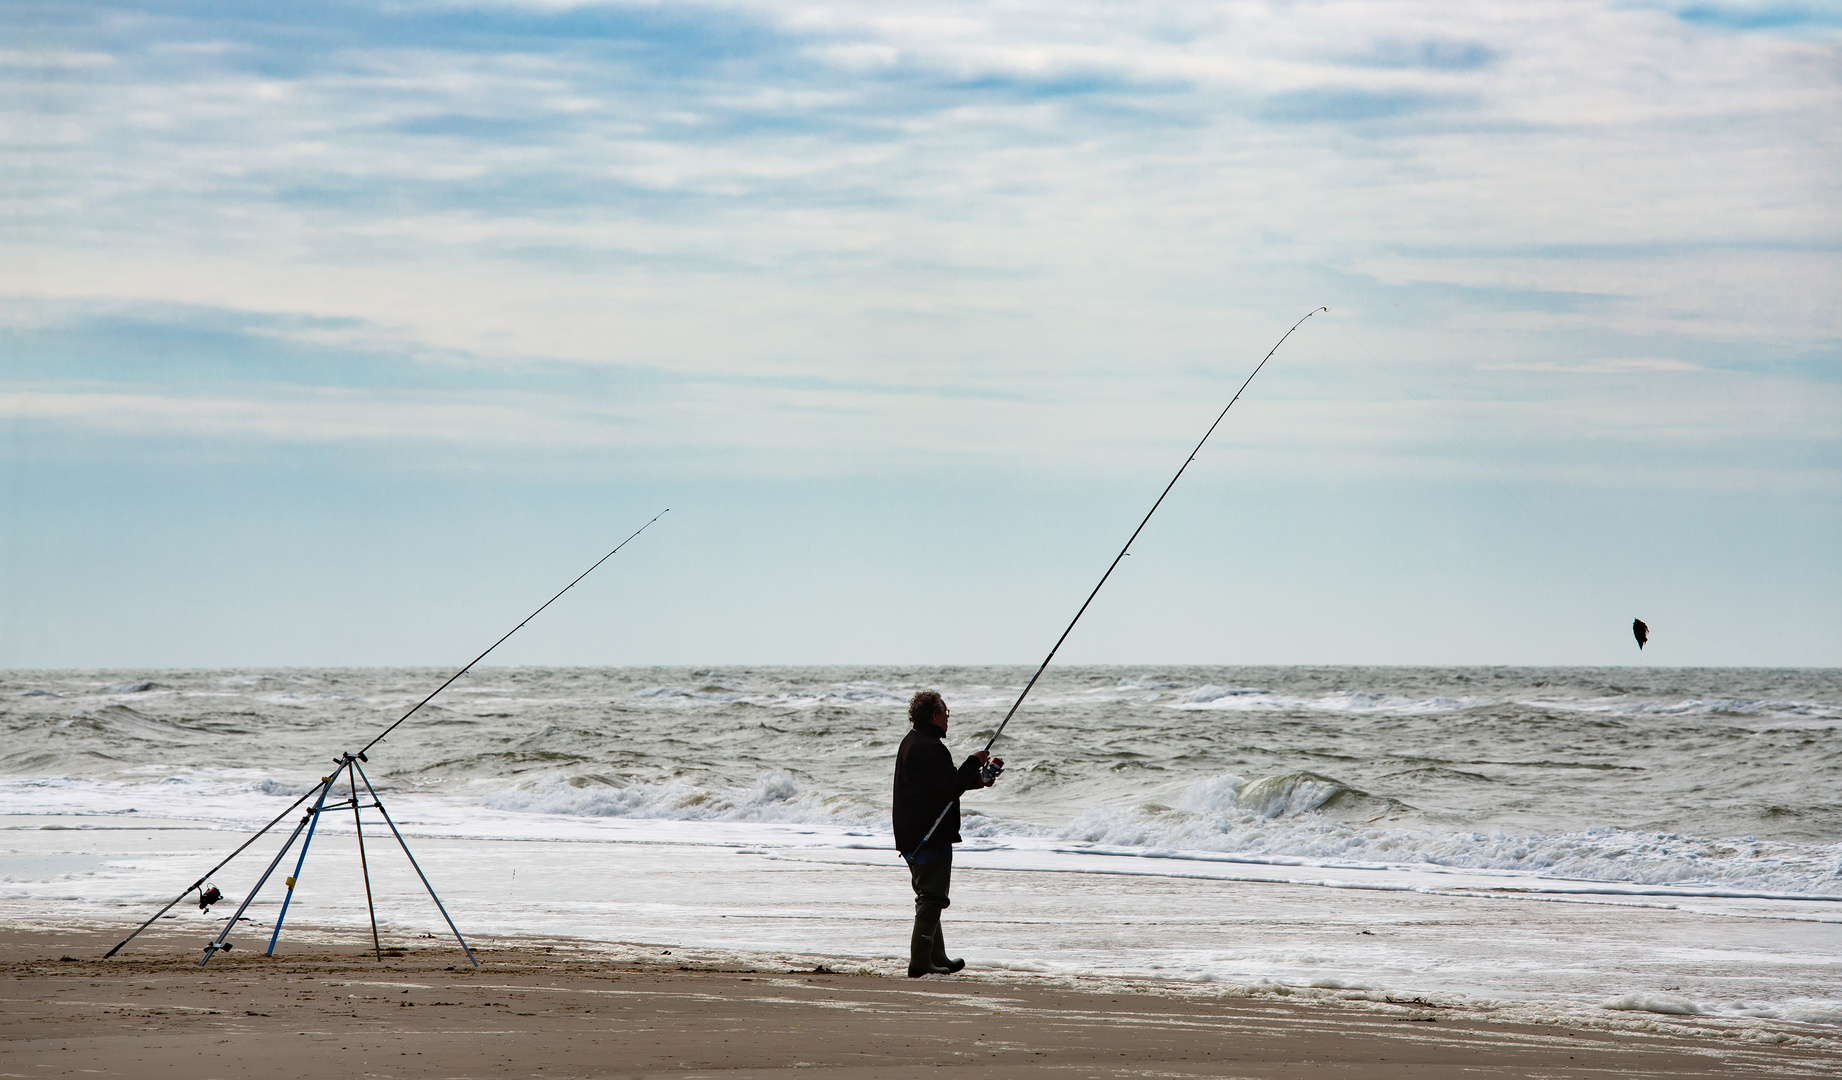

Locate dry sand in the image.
[4,924,1838,1079]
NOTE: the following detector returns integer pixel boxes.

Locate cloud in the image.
[1257,87,1469,125]
[7,296,1835,501]
[2,0,1836,495]
[1482,358,1704,373]
[1353,39,1498,70]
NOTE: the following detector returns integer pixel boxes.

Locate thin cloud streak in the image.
[10,357,1833,493]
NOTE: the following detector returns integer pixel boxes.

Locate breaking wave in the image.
[458,767,1842,898]
[1050,771,1842,896]
[478,770,881,827]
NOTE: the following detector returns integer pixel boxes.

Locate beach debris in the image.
[1633,618,1649,650]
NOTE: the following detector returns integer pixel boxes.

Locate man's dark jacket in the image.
[893,722,984,855]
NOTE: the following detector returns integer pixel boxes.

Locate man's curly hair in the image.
[908,690,946,727]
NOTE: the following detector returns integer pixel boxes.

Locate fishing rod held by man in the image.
[908,307,1325,855]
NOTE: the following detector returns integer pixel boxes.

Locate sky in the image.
[2,0,1838,669]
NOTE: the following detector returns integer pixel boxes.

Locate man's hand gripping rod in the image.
[914,309,1326,849]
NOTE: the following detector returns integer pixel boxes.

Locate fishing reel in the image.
[980,757,1005,785]
[197,885,223,912]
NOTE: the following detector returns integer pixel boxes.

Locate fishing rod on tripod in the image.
[358,508,669,759]
[106,508,669,963]
[915,309,1326,849]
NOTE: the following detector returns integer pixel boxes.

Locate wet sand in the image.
[4,925,1837,1079]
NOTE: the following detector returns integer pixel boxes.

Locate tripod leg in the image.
[265,765,341,957]
[352,765,382,961]
[201,780,329,966]
[354,762,478,968]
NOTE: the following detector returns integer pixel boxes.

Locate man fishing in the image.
[885,312,1321,979]
[893,691,1001,978]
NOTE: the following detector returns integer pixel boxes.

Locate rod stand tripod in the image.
[109,752,477,968]
[103,510,669,967]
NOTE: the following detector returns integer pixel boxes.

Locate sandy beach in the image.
[5,924,1837,1079]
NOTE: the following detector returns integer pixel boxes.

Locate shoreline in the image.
[6,922,1837,1078]
[9,809,1838,1025]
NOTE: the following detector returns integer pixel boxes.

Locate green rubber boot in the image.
[907,910,954,978]
[930,923,966,974]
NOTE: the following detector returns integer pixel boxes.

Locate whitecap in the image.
[1603,992,1701,1015]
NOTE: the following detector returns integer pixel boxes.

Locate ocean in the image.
[3,666,1838,1029]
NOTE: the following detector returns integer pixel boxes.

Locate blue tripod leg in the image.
[200,775,332,966]
[265,762,342,956]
